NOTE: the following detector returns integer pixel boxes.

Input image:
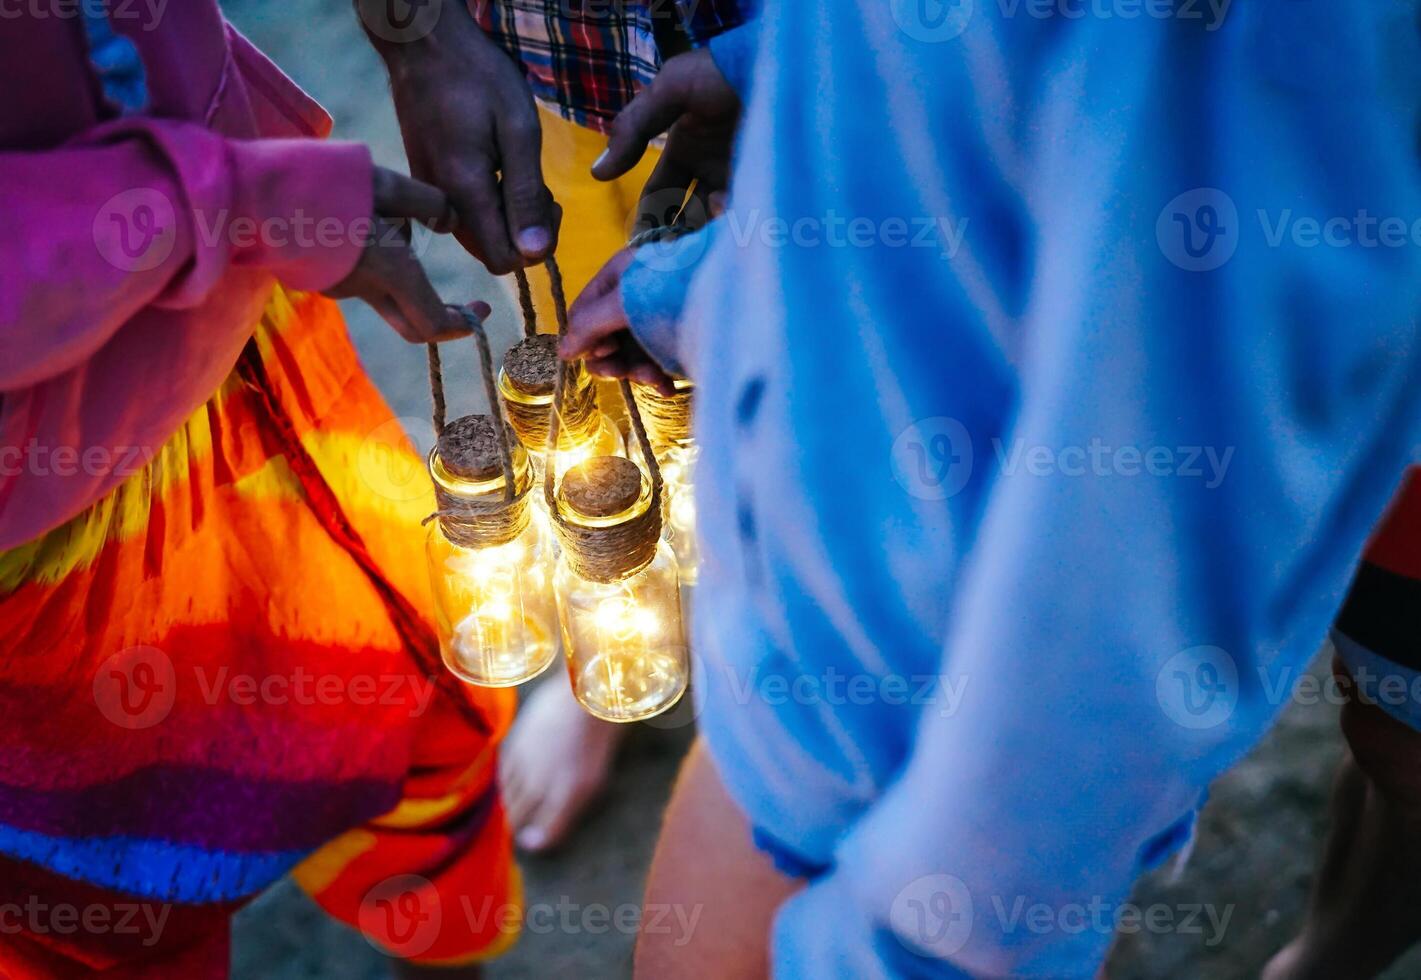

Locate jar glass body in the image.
[425,517,557,688]
[657,444,699,586]
[554,541,688,722]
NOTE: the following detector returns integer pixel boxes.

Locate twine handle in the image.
[451,305,518,504]
[543,347,567,513]
[426,343,447,437]
[426,306,518,504]
[512,268,539,339]
[620,378,664,501]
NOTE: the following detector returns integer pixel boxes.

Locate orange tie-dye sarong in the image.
[0,288,519,976]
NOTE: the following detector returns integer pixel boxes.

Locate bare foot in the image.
[499,676,625,852]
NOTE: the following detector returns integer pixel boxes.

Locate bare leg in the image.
[499,675,625,851]
[635,741,803,979]
[1264,661,1421,980]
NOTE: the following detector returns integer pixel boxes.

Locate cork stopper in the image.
[559,457,645,520]
[435,415,510,482]
[502,335,559,397]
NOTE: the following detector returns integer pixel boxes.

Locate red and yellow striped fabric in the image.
[0,288,519,976]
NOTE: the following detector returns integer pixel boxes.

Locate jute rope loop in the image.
[426,342,448,437]
[423,306,531,549]
[513,268,539,340]
[631,381,693,454]
[519,256,665,583]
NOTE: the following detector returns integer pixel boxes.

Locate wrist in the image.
[356,0,486,69]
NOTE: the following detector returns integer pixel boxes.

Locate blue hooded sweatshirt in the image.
[621,2,1421,974]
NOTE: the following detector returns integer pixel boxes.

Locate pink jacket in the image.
[0,6,373,550]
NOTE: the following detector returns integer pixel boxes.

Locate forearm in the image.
[355,0,493,77]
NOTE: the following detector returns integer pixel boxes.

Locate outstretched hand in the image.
[562,246,678,396]
[324,167,491,343]
[592,48,740,230]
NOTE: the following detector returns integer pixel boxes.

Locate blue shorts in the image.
[751,827,830,881]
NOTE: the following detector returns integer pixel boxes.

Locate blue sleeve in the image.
[619,224,720,378]
[707,23,759,100]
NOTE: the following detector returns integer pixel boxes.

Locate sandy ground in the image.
[220,4,1421,976]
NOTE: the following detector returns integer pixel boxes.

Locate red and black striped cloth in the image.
[1335,467,1421,682]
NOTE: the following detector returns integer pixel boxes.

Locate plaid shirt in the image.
[473,0,748,133]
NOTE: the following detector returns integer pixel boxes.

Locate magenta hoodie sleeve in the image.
[0,119,372,392]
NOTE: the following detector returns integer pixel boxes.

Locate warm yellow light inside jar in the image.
[657,444,699,586]
[552,458,688,722]
[424,417,558,688]
[499,370,621,479]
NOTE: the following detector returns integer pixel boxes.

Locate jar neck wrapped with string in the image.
[423,303,531,550]
[498,335,603,453]
[428,415,532,549]
[630,379,695,455]
[551,454,661,583]
[526,256,666,584]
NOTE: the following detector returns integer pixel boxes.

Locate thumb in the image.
[497,114,558,260]
[372,167,457,232]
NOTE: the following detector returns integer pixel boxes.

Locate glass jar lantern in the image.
[551,456,688,722]
[425,415,557,687]
[498,335,620,483]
